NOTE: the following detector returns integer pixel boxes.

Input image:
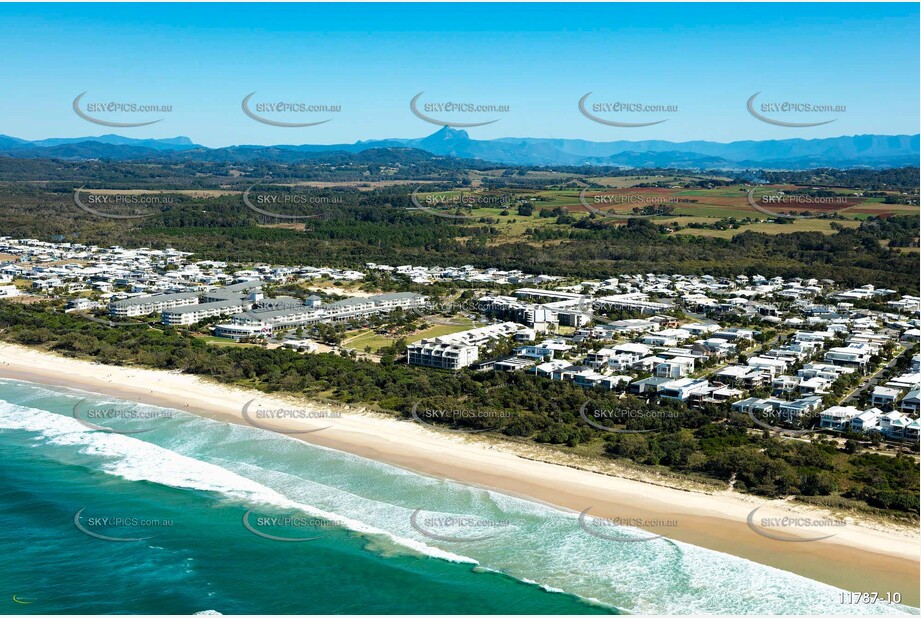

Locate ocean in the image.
[0,378,917,615]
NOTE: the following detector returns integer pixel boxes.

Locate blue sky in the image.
[0,3,917,147]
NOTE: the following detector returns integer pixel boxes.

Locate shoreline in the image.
[0,342,918,606]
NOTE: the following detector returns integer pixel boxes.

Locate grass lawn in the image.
[344,318,482,353]
[196,335,261,347]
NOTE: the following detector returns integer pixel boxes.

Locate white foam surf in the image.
[0,401,478,565]
[2,389,918,616]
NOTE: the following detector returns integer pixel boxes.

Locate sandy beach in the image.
[0,342,918,605]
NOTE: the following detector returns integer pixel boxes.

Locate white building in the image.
[655,356,695,379]
[824,343,874,367]
[407,322,525,371]
[658,378,710,401]
[819,406,861,431]
[870,386,902,410]
[162,299,247,326]
[110,291,200,317]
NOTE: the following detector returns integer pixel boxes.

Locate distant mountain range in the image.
[0,129,917,170]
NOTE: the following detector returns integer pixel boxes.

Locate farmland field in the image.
[412,182,917,240]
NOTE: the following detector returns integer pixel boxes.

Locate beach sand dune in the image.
[0,342,917,605]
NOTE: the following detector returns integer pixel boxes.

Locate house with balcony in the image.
[886,372,921,391]
[819,406,861,431]
[604,344,651,371]
[798,376,833,395]
[870,386,902,410]
[583,347,618,368]
[711,327,756,342]
[687,384,744,406]
[551,365,595,382]
[516,339,571,361]
[906,419,921,442]
[824,343,874,367]
[900,388,920,414]
[658,378,710,402]
[642,328,692,347]
[772,375,801,395]
[778,396,824,423]
[533,360,572,379]
[631,355,667,373]
[655,356,695,379]
[852,408,883,433]
[715,365,772,389]
[573,371,610,389]
[679,322,721,338]
[629,376,672,395]
[797,363,855,381]
[879,412,913,441]
[747,356,789,376]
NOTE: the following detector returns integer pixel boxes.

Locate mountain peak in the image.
[0,131,916,169]
[426,126,470,141]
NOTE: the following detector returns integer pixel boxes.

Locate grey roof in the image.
[163,299,244,315]
[330,297,375,308]
[237,292,424,323]
[371,292,424,301]
[112,291,199,307]
[253,297,303,312]
[633,377,673,386]
[221,280,264,292]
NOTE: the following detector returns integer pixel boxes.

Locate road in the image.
[841,343,908,405]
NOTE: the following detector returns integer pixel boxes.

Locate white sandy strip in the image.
[0,342,917,601]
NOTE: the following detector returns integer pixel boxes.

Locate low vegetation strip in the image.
[0,301,916,520]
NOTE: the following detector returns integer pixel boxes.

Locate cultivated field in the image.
[411,181,918,240]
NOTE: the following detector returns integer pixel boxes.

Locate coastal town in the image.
[1,236,918,444]
[0,3,917,615]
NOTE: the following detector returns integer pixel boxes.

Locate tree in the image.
[517,203,534,217]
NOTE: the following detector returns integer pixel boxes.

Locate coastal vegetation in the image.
[0,300,917,519]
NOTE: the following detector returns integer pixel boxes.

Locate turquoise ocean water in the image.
[0,378,917,615]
